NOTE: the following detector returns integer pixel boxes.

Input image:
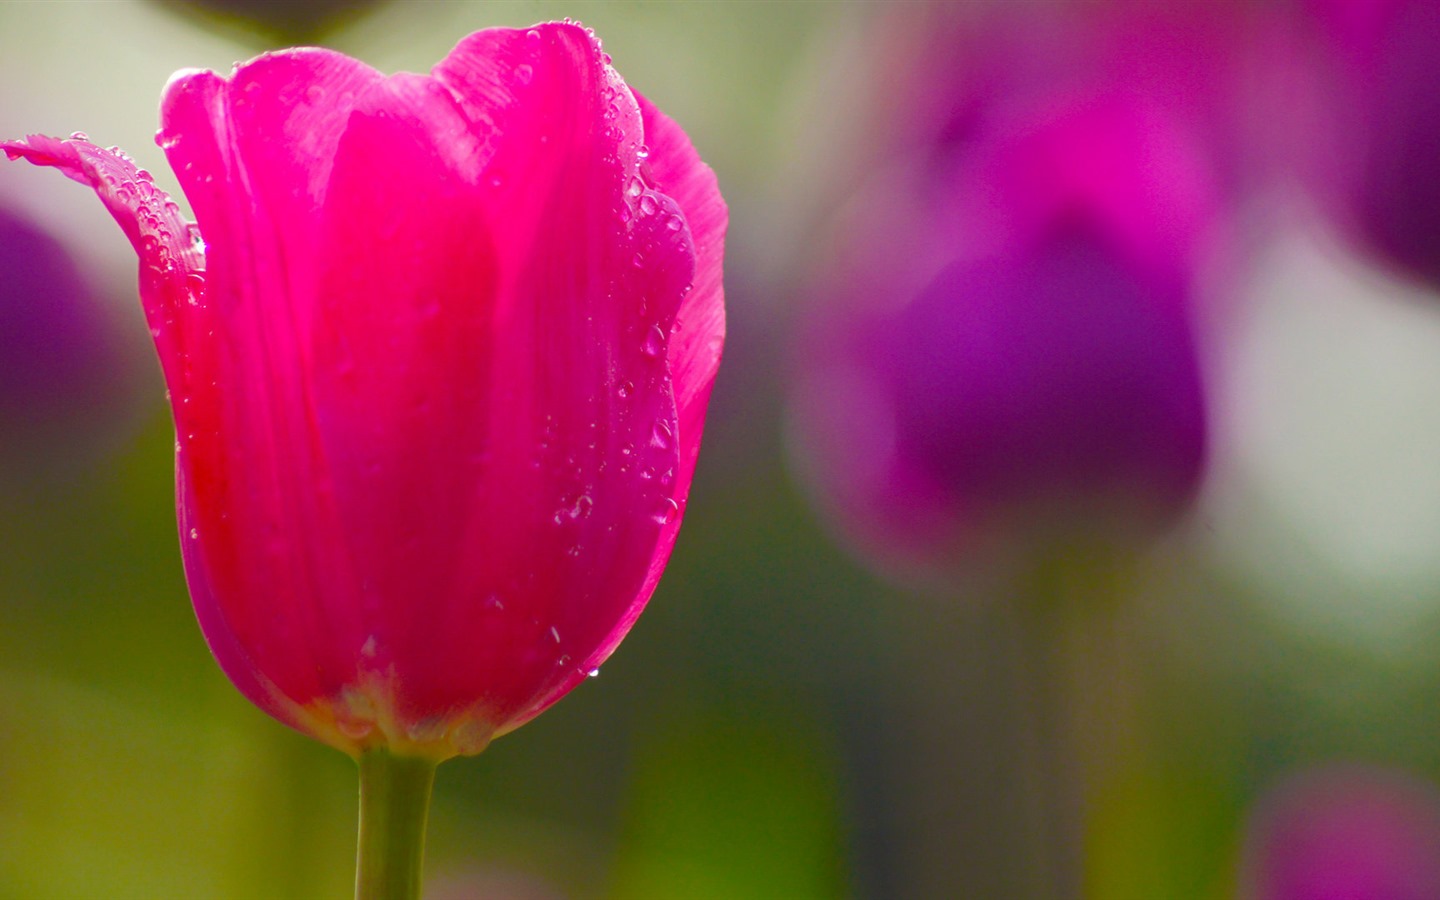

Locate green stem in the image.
[355,749,438,900]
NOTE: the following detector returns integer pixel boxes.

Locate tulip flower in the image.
[791,91,1211,584]
[1295,0,1440,290]
[1240,764,1440,900]
[5,21,724,899]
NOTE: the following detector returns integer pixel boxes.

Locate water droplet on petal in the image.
[652,418,674,448]
[587,668,601,678]
[639,195,657,216]
[642,324,665,357]
[406,717,446,743]
[654,497,679,525]
[336,717,374,741]
[189,528,199,540]
[626,176,643,200]
[549,625,562,644]
[69,131,88,141]
[515,63,533,85]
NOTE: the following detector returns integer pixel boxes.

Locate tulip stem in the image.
[355,749,438,900]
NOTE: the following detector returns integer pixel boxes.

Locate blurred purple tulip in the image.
[1297,0,1440,290]
[1241,764,1440,900]
[791,12,1227,583]
[0,204,132,475]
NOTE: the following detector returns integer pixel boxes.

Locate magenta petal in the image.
[1,135,205,386]
[630,95,727,599]
[508,89,728,730]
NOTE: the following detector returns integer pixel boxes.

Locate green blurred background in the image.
[3,2,1440,898]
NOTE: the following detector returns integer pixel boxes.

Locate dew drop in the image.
[642,323,665,357]
[485,594,506,612]
[625,176,643,199]
[549,625,562,644]
[587,668,601,678]
[654,497,679,526]
[514,63,533,85]
[632,251,645,269]
[189,527,199,540]
[617,380,634,399]
[68,131,88,141]
[335,717,374,741]
[406,717,446,743]
[652,418,674,449]
[639,195,657,216]
[557,654,572,666]
[667,215,684,232]
[636,145,650,160]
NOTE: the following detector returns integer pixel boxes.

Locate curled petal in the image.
[2,135,206,386]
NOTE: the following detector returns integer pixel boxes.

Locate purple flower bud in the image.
[792,91,1213,582]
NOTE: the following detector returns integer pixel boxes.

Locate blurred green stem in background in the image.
[355,749,437,900]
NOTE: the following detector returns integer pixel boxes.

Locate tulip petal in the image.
[502,92,727,731]
[156,52,394,713]
[0,135,205,386]
[633,93,727,586]
[161,24,701,740]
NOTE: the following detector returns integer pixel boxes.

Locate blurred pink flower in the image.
[1241,764,1440,900]
[792,11,1226,583]
[3,21,726,759]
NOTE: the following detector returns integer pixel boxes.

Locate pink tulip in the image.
[3,22,726,761]
[1241,764,1440,900]
[1293,0,1440,290]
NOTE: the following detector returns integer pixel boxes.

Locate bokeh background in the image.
[3,1,1440,898]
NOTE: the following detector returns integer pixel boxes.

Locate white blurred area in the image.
[1203,216,1440,650]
